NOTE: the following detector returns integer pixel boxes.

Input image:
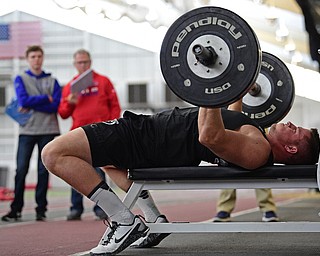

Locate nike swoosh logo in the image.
[114,223,140,244]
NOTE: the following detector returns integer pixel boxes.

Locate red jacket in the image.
[59,71,121,130]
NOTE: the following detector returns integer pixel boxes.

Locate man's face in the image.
[27,51,43,71]
[269,121,311,145]
[74,53,91,74]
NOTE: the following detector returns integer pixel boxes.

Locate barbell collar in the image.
[192,44,218,66]
[248,83,261,96]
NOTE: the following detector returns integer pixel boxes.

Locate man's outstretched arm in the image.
[198,107,271,170]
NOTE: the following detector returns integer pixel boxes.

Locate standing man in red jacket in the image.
[58,49,121,220]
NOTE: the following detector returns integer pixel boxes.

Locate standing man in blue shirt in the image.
[2,45,61,222]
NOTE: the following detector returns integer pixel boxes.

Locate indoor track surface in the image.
[1,187,320,256]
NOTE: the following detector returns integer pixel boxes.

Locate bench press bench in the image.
[123,163,320,233]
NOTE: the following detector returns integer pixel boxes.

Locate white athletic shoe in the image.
[94,220,114,247]
[90,215,149,256]
[130,215,170,248]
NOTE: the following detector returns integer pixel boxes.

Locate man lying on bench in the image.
[41,99,319,256]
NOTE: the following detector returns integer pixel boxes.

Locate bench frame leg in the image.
[122,180,320,233]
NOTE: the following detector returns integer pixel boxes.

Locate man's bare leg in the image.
[102,167,169,248]
[103,167,162,223]
[42,128,101,195]
[41,128,134,223]
[103,167,132,192]
[42,128,149,255]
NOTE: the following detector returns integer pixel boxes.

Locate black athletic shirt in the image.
[83,107,273,169]
[122,107,271,168]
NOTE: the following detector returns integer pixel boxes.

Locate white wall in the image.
[1,11,320,189]
[0,11,162,188]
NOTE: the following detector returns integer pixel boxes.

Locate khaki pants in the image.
[216,189,277,213]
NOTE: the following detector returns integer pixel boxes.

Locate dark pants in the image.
[11,134,56,214]
[70,167,106,214]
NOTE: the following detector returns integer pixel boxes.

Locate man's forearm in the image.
[198,107,226,147]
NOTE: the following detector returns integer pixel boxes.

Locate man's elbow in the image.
[198,133,210,147]
[199,125,227,146]
[198,132,221,149]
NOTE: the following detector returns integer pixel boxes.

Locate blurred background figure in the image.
[1,45,61,222]
[58,49,121,220]
[214,102,279,223]
[213,189,279,222]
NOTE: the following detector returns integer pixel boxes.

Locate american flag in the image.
[0,21,42,59]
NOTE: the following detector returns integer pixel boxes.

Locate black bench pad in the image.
[128,165,317,181]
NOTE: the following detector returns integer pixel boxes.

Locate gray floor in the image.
[1,189,319,256]
[117,233,320,256]
[75,198,320,256]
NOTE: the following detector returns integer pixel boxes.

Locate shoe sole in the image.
[67,217,81,221]
[262,217,279,222]
[131,232,170,248]
[213,217,231,222]
[111,226,149,255]
[1,217,21,222]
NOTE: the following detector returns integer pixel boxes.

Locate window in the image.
[0,75,11,112]
[128,83,147,103]
[0,87,5,108]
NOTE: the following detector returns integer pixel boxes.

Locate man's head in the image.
[267,122,320,165]
[25,45,44,75]
[73,49,92,74]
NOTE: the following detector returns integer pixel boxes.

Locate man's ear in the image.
[284,145,298,154]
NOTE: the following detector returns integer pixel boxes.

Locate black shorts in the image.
[82,115,155,169]
[81,109,203,169]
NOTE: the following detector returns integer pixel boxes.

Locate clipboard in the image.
[5,98,33,126]
[70,69,93,93]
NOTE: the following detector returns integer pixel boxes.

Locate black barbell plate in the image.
[160,6,261,107]
[242,52,295,128]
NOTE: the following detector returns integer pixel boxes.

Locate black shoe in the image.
[67,210,82,221]
[262,211,279,222]
[1,211,21,222]
[130,215,170,248]
[213,211,231,222]
[36,212,46,221]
